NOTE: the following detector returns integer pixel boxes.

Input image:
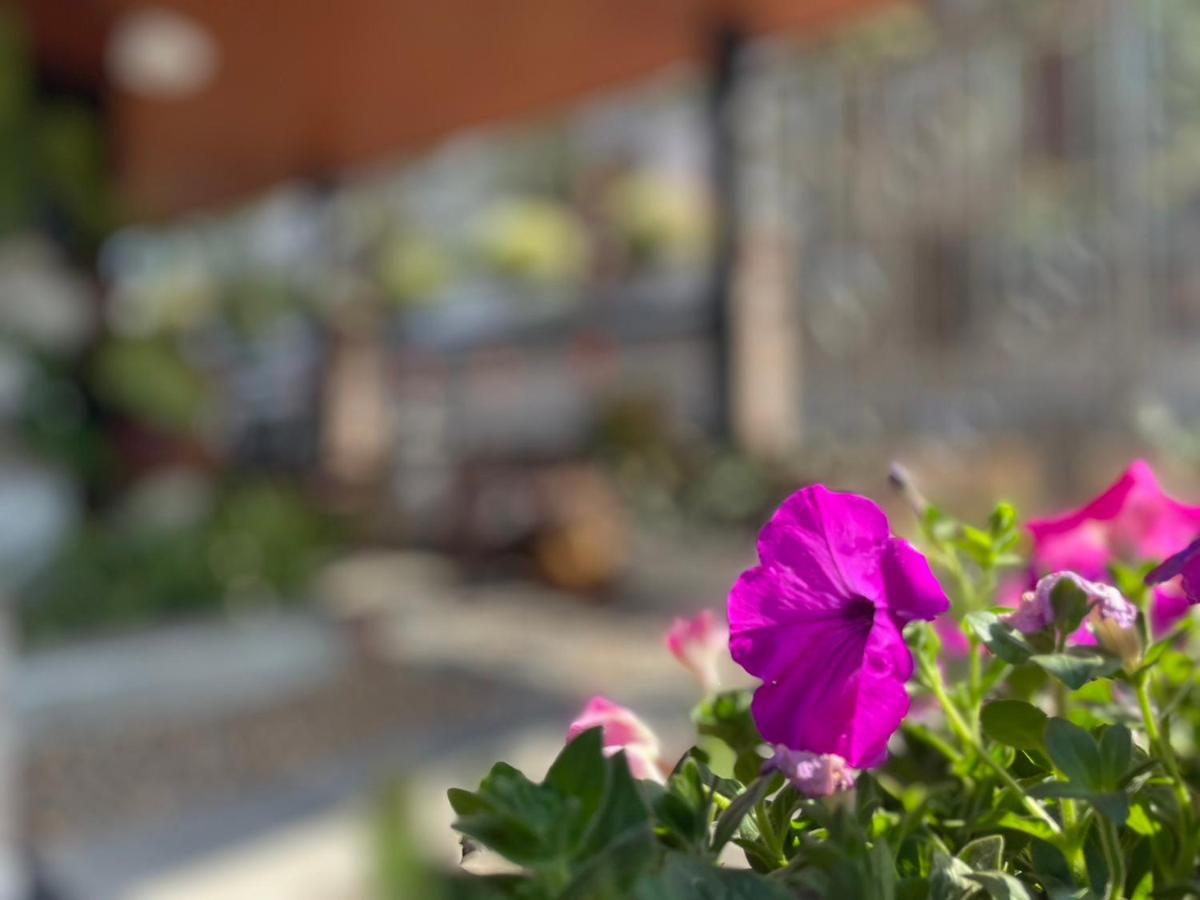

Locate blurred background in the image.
[5,0,1200,896]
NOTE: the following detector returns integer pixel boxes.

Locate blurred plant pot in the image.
[452,459,627,594]
[531,465,627,593]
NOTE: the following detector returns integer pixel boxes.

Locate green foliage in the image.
[447,728,655,897]
[981,700,1048,750]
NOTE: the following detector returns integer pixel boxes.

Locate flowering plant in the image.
[444,463,1200,899]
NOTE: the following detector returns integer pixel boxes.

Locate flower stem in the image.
[902,722,964,766]
[1134,674,1192,823]
[1098,817,1125,900]
[978,658,1012,696]
[709,791,732,813]
[968,641,982,702]
[917,653,1062,837]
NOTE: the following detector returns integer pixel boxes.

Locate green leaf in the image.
[1029,780,1128,823]
[922,505,959,544]
[1030,781,1101,802]
[966,870,1035,900]
[1134,639,1171,675]
[577,749,653,860]
[712,774,776,852]
[449,762,567,866]
[544,727,608,848]
[1110,561,1156,602]
[964,612,1036,664]
[768,784,800,841]
[633,853,793,899]
[1044,718,1103,788]
[653,789,705,850]
[1126,803,1159,837]
[1089,791,1130,826]
[1035,722,1130,823]
[1045,886,1090,900]
[1049,578,1091,637]
[989,501,1018,540]
[958,835,1005,872]
[560,815,655,897]
[956,525,998,568]
[1030,839,1073,886]
[993,811,1059,842]
[981,700,1048,750]
[733,837,778,875]
[448,729,654,885]
[692,690,764,784]
[1097,724,1132,790]
[654,755,721,851]
[447,787,491,817]
[930,849,978,900]
[1030,650,1122,690]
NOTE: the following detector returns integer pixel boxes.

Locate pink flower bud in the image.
[764,745,856,797]
[566,696,664,783]
[1003,589,1054,635]
[665,609,728,692]
[1004,571,1138,634]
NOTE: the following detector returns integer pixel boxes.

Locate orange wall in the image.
[26,0,895,219]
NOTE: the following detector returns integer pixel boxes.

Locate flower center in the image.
[843,595,876,625]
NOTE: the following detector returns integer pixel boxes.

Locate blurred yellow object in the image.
[606,172,711,267]
[475,197,588,288]
[377,232,451,304]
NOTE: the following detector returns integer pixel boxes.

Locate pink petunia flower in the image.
[1028,460,1200,634]
[764,744,856,797]
[566,696,664,783]
[665,609,729,692]
[727,485,949,769]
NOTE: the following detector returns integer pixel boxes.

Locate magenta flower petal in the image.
[1027,460,1200,567]
[935,615,972,657]
[1146,536,1200,595]
[756,486,890,601]
[883,538,953,624]
[1144,538,1200,631]
[745,621,912,769]
[729,564,865,683]
[729,485,948,769]
[1151,586,1193,635]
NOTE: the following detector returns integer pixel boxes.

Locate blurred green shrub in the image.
[590,394,790,530]
[20,480,339,645]
[0,8,114,254]
[91,338,208,433]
